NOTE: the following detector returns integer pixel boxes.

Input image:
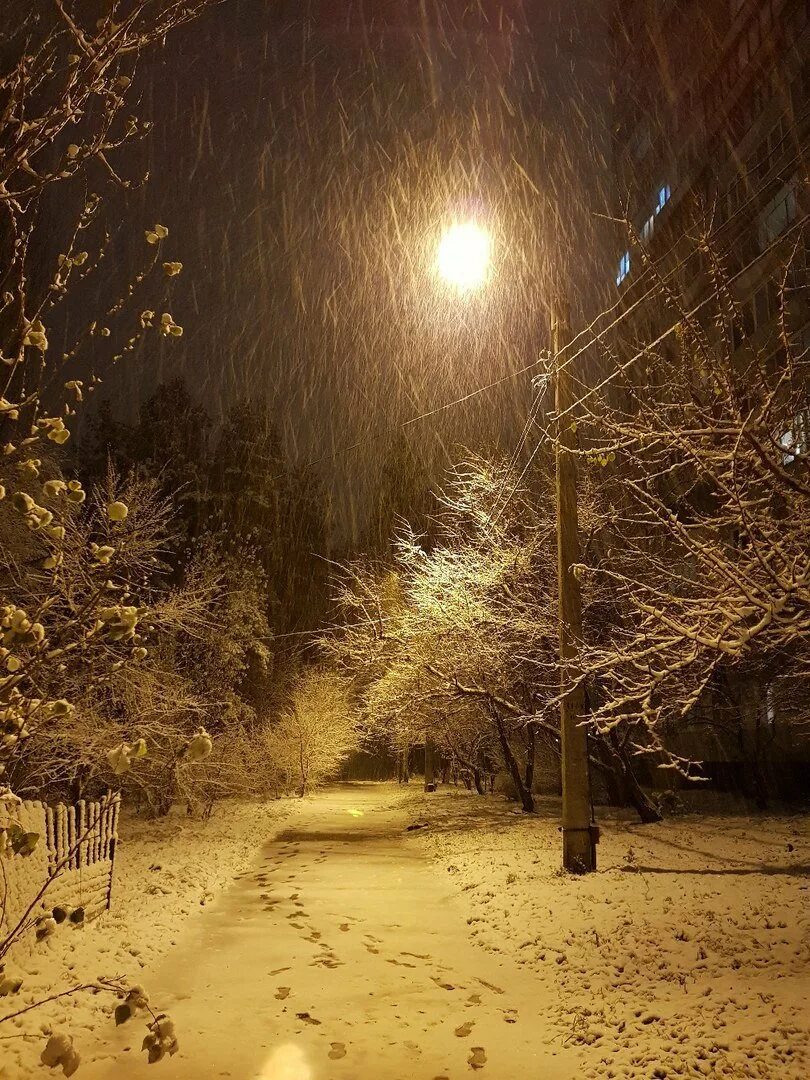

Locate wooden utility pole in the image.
[553,301,597,873]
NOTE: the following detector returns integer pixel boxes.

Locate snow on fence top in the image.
[1,792,121,962]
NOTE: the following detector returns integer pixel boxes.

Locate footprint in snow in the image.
[430,977,456,991]
[311,956,342,969]
[275,987,291,1000]
[468,1046,487,1070]
[295,1012,321,1026]
[328,1042,347,1060]
[502,1008,518,1024]
[455,1021,475,1038]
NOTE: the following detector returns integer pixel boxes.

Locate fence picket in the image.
[67,805,76,870]
[2,794,122,955]
[77,800,86,867]
[45,805,55,871]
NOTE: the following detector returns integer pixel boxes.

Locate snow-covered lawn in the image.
[1,799,290,1079]
[3,785,807,1079]
[405,786,809,1079]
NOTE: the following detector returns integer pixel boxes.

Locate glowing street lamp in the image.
[432,210,596,872]
[436,221,492,292]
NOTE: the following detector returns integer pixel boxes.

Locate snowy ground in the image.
[405,785,810,1079]
[1,799,291,1079]
[3,785,807,1079]
[72,784,574,1080]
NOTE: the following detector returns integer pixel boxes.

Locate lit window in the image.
[759,183,797,247]
[641,214,655,242]
[655,184,672,214]
[616,250,631,286]
[779,406,809,464]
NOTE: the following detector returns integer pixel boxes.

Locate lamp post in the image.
[552,302,596,873]
[435,220,595,871]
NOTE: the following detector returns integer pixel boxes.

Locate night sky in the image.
[75,0,615,537]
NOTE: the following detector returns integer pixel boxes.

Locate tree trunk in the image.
[298,737,307,797]
[593,734,661,823]
[424,737,436,791]
[599,754,627,806]
[524,724,536,794]
[610,735,661,823]
[620,754,661,823]
[69,764,91,804]
[397,749,411,784]
[472,768,484,795]
[733,679,770,810]
[493,710,534,812]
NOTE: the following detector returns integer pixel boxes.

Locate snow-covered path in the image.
[82,785,576,1079]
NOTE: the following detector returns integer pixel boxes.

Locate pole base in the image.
[563,827,597,873]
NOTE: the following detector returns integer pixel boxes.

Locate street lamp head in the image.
[436,221,492,293]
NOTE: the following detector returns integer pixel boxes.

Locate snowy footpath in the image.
[5,784,807,1079]
[78,784,575,1079]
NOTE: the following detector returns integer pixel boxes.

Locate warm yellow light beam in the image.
[436,221,492,292]
[257,1043,312,1080]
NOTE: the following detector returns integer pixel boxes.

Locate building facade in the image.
[611,0,807,353]
[608,0,809,798]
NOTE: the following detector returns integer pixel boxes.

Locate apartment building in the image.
[608,0,809,798]
[611,0,807,354]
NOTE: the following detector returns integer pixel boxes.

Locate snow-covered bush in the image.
[265,668,359,796]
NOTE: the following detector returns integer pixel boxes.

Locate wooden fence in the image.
[1,793,121,959]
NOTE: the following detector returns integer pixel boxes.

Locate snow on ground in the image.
[1,799,291,1079]
[75,784,575,1080]
[3,785,807,1079]
[403,785,810,1079]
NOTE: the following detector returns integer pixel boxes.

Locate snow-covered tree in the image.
[0,0,219,1057]
[574,229,809,802]
[326,445,671,819]
[265,668,358,796]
